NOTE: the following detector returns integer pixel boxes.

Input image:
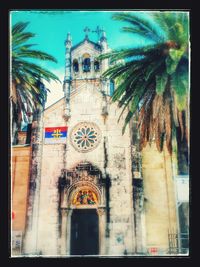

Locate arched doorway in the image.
[70,187,99,255]
[70,209,99,255]
[58,162,106,255]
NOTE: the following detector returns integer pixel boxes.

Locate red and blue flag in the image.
[44,126,68,144]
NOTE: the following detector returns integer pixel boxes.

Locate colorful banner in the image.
[44,126,68,144]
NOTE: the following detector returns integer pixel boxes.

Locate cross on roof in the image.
[92,26,103,39]
[84,27,91,38]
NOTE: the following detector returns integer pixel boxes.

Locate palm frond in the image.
[112,13,164,42]
[99,43,166,64]
[12,44,37,51]
[11,21,60,130]
[12,32,36,47]
[15,49,57,62]
[155,72,168,95]
[12,22,30,35]
[13,59,60,82]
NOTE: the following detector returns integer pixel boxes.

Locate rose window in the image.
[70,122,101,152]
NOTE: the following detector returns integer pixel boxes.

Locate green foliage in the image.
[11,22,60,129]
[112,12,164,43]
[156,72,168,95]
[101,12,189,154]
[166,47,186,75]
[172,74,187,111]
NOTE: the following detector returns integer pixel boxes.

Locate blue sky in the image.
[11,10,157,106]
[11,10,186,107]
[11,11,125,71]
[11,11,157,72]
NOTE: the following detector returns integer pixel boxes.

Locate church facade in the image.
[12,29,189,256]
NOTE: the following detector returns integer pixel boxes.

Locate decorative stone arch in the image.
[82,52,91,59]
[60,160,104,207]
[67,181,102,208]
[66,160,103,179]
[72,58,79,72]
[59,161,107,255]
[94,58,100,72]
[82,53,91,72]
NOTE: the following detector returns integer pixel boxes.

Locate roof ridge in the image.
[71,38,101,51]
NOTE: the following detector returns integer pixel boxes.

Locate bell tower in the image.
[63,27,112,101]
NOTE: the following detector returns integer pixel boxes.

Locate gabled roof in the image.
[44,97,64,111]
[71,37,102,52]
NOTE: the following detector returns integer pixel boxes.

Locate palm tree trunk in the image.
[12,114,18,145]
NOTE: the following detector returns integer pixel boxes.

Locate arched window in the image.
[73,59,79,72]
[82,53,91,72]
[94,60,100,72]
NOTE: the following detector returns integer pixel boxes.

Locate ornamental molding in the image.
[70,121,101,153]
[66,181,102,207]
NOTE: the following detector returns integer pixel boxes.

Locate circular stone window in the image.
[70,122,101,152]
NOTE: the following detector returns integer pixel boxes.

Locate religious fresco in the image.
[72,189,98,205]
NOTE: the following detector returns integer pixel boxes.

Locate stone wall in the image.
[12,145,31,232]
[25,78,134,256]
[142,142,178,254]
[20,37,179,257]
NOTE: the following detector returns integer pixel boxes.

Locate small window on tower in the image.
[73,59,79,72]
[82,53,91,72]
[94,60,100,72]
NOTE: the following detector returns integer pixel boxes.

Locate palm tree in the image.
[99,12,189,155]
[11,22,60,141]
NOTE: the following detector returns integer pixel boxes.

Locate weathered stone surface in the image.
[12,146,31,232]
[12,34,181,257]
[142,143,177,252]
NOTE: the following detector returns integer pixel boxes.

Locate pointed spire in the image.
[67,32,72,42]
[100,30,108,51]
[100,30,107,42]
[65,32,72,47]
[84,27,91,40]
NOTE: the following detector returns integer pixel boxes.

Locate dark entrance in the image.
[70,209,99,255]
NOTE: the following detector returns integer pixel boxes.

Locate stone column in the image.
[66,209,73,255]
[97,207,106,255]
[23,109,43,255]
[60,209,68,255]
